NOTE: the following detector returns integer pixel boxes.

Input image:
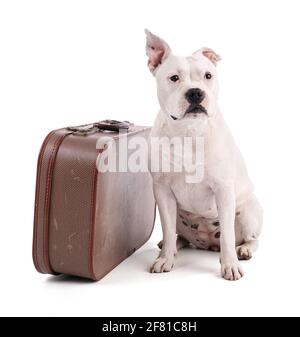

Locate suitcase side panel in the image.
[92,128,156,280]
[48,133,99,279]
[33,129,70,274]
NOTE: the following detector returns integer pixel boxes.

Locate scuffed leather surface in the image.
[93,129,156,280]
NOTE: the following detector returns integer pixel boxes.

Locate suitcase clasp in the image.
[67,124,96,136]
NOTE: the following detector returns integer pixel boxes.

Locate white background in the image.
[0,0,300,317]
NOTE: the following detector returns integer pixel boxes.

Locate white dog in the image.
[146,30,263,281]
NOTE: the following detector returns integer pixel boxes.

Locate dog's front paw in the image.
[150,256,174,273]
[221,259,244,281]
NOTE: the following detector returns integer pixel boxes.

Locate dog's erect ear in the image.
[145,29,171,73]
[193,47,221,66]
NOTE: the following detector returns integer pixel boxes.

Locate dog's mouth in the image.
[185,104,207,115]
[170,105,207,121]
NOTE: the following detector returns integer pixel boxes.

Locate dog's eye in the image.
[169,75,179,82]
[205,72,212,80]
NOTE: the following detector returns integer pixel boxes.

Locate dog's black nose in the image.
[185,88,205,104]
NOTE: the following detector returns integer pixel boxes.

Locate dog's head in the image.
[145,30,221,122]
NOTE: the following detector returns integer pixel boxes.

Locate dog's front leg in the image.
[215,184,244,281]
[151,183,177,273]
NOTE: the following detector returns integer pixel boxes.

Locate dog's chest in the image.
[170,178,221,250]
[169,176,218,217]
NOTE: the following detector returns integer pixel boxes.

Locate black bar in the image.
[0,317,298,335]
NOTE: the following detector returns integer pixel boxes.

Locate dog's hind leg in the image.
[235,195,263,260]
[157,235,189,251]
[236,240,258,260]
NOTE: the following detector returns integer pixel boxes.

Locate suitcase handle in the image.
[95,120,131,132]
[67,120,131,135]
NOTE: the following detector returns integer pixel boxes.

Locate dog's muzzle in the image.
[185,88,207,115]
[170,88,207,120]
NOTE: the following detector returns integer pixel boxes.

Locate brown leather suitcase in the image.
[33,120,156,280]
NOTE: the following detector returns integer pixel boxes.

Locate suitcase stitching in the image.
[43,133,70,274]
[88,166,98,280]
[33,130,56,273]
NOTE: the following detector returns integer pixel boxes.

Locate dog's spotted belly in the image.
[177,209,221,251]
